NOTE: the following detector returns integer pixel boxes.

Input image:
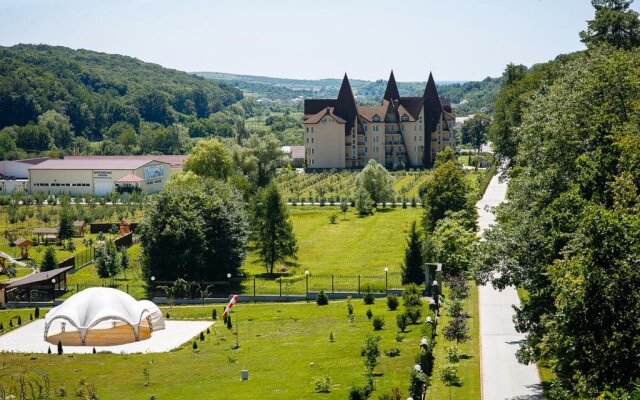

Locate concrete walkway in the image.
[477,170,543,400]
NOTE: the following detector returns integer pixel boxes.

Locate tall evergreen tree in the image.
[58,206,75,240]
[580,0,640,50]
[252,183,297,274]
[401,221,424,285]
[40,247,57,272]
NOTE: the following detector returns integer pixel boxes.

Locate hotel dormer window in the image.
[372,115,380,122]
[401,114,409,122]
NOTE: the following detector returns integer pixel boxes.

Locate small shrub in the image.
[313,375,332,393]
[346,296,354,322]
[9,319,13,327]
[396,313,409,332]
[395,334,405,342]
[378,387,402,400]
[329,331,335,342]
[329,215,337,224]
[212,309,217,320]
[366,309,373,320]
[384,347,401,357]
[30,314,33,321]
[47,346,51,354]
[165,312,170,319]
[446,298,467,318]
[445,346,461,363]
[0,322,4,330]
[226,315,233,330]
[92,347,96,354]
[200,331,205,341]
[56,385,67,397]
[35,305,40,318]
[57,340,63,355]
[192,341,198,350]
[372,316,385,331]
[363,288,375,305]
[348,385,370,400]
[406,307,422,324]
[206,328,210,334]
[386,294,399,311]
[439,363,461,386]
[18,315,22,325]
[316,290,329,306]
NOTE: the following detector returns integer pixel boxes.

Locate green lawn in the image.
[243,206,423,284]
[0,300,433,400]
[427,281,481,400]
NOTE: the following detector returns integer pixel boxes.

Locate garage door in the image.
[94,182,113,196]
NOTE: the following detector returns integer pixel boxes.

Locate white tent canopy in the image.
[44,287,165,344]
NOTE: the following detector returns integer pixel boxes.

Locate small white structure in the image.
[44,287,164,345]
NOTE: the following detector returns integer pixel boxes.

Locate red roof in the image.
[30,159,167,170]
[65,155,185,167]
[116,174,144,183]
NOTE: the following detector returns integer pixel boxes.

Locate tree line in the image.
[476,1,640,397]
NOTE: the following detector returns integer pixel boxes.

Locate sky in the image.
[1,0,639,82]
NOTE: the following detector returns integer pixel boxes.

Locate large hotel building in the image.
[303,71,455,169]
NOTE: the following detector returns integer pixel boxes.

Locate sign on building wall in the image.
[144,164,164,181]
[93,170,112,179]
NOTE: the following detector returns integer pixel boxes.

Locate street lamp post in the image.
[150,276,155,299]
[305,270,309,298]
[432,280,439,315]
[51,278,56,302]
[384,267,389,293]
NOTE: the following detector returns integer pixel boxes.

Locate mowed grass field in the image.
[0,300,433,400]
[242,206,423,280]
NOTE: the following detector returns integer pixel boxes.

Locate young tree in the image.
[340,200,349,220]
[354,186,372,216]
[40,247,57,272]
[58,206,75,240]
[120,246,130,279]
[580,0,640,50]
[252,183,297,274]
[355,159,394,206]
[401,221,424,285]
[443,316,470,345]
[95,239,120,283]
[360,333,382,373]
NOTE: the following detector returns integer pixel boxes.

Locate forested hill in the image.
[195,71,501,116]
[0,44,242,157]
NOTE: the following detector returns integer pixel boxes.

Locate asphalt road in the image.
[477,169,543,400]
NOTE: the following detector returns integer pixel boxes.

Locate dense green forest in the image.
[0,44,245,158]
[196,71,501,116]
[477,0,640,397]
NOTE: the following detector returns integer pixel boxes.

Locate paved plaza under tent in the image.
[0,319,212,354]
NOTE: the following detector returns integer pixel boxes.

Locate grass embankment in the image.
[427,281,481,400]
[0,300,431,400]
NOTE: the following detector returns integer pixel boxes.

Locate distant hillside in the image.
[195,71,500,115]
[0,45,243,145]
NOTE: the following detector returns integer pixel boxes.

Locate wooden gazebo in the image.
[119,219,131,236]
[32,228,59,244]
[14,237,33,259]
[73,220,86,237]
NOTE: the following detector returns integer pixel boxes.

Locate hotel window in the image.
[414,136,417,141]
[364,126,367,132]
[311,159,314,165]
[352,150,356,157]
[311,127,314,133]
[373,115,380,122]
[364,136,367,143]
[306,127,309,133]
[306,138,309,144]
[311,138,314,144]
[401,115,409,122]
